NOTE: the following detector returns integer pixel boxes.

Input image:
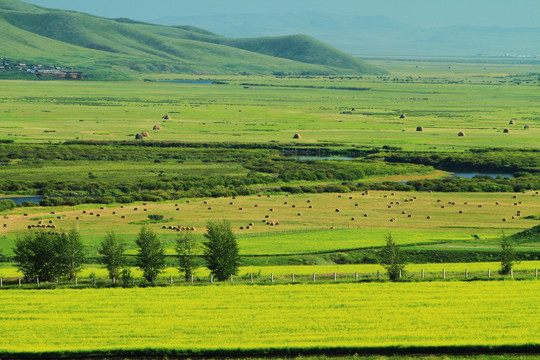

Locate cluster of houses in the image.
[0,57,84,79]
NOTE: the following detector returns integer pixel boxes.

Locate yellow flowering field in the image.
[0,281,538,356]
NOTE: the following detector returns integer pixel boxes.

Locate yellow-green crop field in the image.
[0,282,538,356]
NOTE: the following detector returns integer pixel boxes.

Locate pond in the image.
[0,196,44,205]
[294,156,355,161]
[158,80,213,84]
[453,172,514,179]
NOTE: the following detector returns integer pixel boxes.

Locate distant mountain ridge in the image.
[153,12,540,57]
[0,0,383,79]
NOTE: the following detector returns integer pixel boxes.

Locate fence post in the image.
[334,272,337,282]
[536,268,538,278]
[313,273,316,282]
[93,277,96,286]
[421,269,424,280]
[377,270,380,280]
[0,277,2,287]
[271,273,274,283]
[465,269,468,279]
[170,276,173,285]
[230,274,233,284]
[55,277,58,285]
[292,273,294,283]
[442,269,445,280]
[488,268,491,278]
[210,274,213,284]
[399,269,402,280]
[131,277,134,286]
[75,277,77,286]
[191,274,194,284]
[113,277,116,284]
[37,277,39,288]
[250,273,254,283]
[510,268,513,279]
[18,278,21,287]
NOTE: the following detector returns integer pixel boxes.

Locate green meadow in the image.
[1,64,539,150]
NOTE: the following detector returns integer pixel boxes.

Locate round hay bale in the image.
[162,114,171,120]
[293,133,302,139]
[524,125,530,129]
[153,124,161,131]
[400,114,406,119]
[503,128,510,133]
[135,133,144,140]
[458,131,466,137]
[141,131,149,137]
[298,213,302,216]
[335,209,341,212]
[509,120,515,125]
[416,126,424,132]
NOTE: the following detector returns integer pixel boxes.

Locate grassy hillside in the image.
[0,0,383,78]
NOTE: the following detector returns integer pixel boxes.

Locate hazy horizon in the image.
[22,0,540,29]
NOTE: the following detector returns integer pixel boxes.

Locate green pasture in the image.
[0,282,538,355]
[1,65,539,150]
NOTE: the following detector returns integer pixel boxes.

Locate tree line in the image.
[13,220,240,284]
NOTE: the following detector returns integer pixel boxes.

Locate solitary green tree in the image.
[58,229,86,281]
[175,232,200,281]
[202,220,240,281]
[379,233,406,281]
[98,231,126,280]
[499,233,516,275]
[135,227,166,282]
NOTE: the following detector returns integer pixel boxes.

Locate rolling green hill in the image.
[0,0,383,78]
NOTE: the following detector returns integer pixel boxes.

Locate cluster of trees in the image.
[13,220,240,284]
[13,230,85,282]
[0,199,16,212]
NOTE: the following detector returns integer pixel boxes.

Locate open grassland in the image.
[1,190,539,256]
[0,282,538,356]
[1,68,539,150]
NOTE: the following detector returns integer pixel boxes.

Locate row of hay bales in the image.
[414,127,528,136]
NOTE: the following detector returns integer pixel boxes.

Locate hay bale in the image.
[416,126,424,132]
[524,125,530,129]
[503,128,510,133]
[162,114,171,120]
[135,133,144,140]
[458,131,466,137]
[153,124,161,130]
[400,114,406,119]
[509,120,515,125]
[141,131,149,137]
[293,133,302,139]
[335,209,341,212]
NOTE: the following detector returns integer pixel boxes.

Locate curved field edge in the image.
[0,282,538,354]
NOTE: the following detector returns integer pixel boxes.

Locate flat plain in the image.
[0,57,539,358]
